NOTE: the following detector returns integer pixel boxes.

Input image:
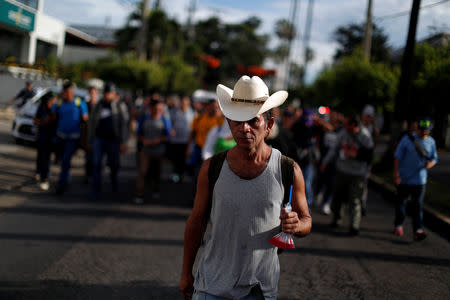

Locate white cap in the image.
[362,104,375,117]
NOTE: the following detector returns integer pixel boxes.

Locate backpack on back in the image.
[207,150,295,221]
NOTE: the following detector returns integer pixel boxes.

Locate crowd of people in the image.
[29,80,232,203]
[25,77,437,242]
[10,75,438,299]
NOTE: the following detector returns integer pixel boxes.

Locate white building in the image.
[0,0,65,65]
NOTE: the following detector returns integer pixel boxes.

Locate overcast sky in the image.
[43,0,450,83]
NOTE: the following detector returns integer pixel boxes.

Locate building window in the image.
[0,28,23,62]
[36,39,57,61]
[14,0,38,10]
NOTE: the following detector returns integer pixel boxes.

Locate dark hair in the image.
[63,80,74,90]
[40,92,56,108]
[262,109,273,121]
[150,99,163,106]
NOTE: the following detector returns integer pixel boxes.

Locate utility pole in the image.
[362,0,373,61]
[187,0,197,41]
[395,0,421,121]
[302,0,314,85]
[137,0,151,61]
[285,0,299,90]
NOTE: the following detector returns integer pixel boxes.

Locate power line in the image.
[375,0,449,21]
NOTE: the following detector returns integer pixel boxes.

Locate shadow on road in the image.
[1,205,189,221]
[284,246,450,268]
[0,232,184,247]
[0,280,182,300]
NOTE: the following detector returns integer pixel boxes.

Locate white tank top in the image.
[194,148,284,299]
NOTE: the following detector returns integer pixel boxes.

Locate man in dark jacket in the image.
[8,81,36,109]
[87,83,129,200]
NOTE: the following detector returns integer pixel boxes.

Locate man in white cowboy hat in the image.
[180,76,312,300]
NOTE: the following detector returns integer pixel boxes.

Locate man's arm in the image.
[8,89,24,105]
[280,162,312,237]
[180,159,211,300]
[425,140,438,169]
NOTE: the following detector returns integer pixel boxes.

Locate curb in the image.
[369,174,450,241]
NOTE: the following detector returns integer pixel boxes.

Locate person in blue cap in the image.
[393,116,437,241]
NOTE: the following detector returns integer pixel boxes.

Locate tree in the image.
[332,23,390,63]
[412,43,450,147]
[116,8,185,63]
[193,16,269,88]
[310,51,399,113]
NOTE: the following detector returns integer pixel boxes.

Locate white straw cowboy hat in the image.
[216,75,288,122]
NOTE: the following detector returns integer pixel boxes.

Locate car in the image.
[11,86,88,143]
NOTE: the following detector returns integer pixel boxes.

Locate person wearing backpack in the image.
[180,76,312,300]
[86,83,129,200]
[134,99,171,204]
[393,117,437,241]
[52,81,88,195]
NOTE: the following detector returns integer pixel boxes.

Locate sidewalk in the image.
[0,106,15,121]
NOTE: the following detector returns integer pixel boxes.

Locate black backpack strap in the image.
[280,155,295,206]
[408,133,429,159]
[207,150,229,222]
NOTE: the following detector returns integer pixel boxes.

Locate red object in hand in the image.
[269,232,295,249]
[269,204,295,249]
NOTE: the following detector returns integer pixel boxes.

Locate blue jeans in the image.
[302,163,314,206]
[91,137,120,198]
[395,184,426,232]
[193,291,276,300]
[58,138,79,186]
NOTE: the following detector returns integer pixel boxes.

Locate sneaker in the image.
[34,174,41,182]
[171,174,180,183]
[394,226,404,236]
[322,203,331,215]
[133,196,144,205]
[39,181,50,191]
[414,230,427,241]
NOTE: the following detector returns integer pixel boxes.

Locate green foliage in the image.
[310,52,399,113]
[412,43,450,146]
[275,19,296,41]
[193,16,269,88]
[161,56,201,95]
[413,43,450,113]
[115,6,269,89]
[333,23,391,63]
[95,55,165,91]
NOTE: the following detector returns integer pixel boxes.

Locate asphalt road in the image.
[0,120,449,300]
